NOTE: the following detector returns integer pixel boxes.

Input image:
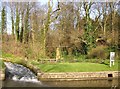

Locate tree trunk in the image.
[11,16,15,39]
[23,5,29,44]
[20,26,24,43]
[15,6,20,42]
[20,13,24,43]
[103,22,106,36]
[42,0,52,57]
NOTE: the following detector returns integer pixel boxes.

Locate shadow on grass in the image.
[100,62,109,66]
[44,67,55,72]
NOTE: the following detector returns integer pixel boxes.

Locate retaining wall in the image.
[0,70,5,81]
[37,71,120,81]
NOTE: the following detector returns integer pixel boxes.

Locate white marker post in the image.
[110,52,115,67]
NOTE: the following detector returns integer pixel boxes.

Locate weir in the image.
[4,62,40,83]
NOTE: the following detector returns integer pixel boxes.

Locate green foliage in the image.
[2,52,14,58]
[1,2,119,68]
[1,6,6,34]
[74,55,86,62]
[2,52,23,64]
[87,46,109,62]
[83,3,96,53]
[0,59,5,68]
[61,54,86,63]
[62,55,74,62]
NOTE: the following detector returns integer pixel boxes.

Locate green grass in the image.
[0,59,5,69]
[2,52,120,73]
[31,60,119,72]
[2,52,23,64]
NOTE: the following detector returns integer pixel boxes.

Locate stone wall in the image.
[37,71,120,81]
[0,70,5,81]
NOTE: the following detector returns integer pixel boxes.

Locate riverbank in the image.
[2,52,120,72]
[37,71,120,81]
[1,54,120,81]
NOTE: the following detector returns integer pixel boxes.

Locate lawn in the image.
[31,60,119,72]
[1,52,120,73]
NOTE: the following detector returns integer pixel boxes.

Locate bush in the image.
[87,46,109,62]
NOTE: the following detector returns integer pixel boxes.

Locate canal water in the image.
[0,78,118,87]
[1,62,119,88]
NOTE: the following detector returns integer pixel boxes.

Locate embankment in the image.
[37,71,120,81]
[0,70,5,81]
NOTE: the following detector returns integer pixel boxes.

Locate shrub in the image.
[87,46,109,62]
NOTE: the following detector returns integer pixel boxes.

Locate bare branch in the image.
[50,0,60,16]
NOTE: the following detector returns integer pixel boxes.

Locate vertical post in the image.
[110,52,115,67]
[56,47,61,61]
[110,59,112,67]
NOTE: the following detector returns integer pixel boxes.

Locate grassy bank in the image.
[2,52,23,63]
[31,60,119,72]
[2,52,120,73]
[0,59,4,68]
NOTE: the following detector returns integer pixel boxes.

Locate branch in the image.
[50,1,60,16]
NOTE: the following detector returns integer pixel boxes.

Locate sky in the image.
[0,0,119,34]
[0,0,60,34]
[0,0,98,34]
[0,0,54,34]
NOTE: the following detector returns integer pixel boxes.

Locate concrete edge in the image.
[37,71,120,81]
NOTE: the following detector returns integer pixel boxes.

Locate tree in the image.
[15,4,20,41]
[1,6,6,35]
[109,2,117,51]
[117,1,120,57]
[43,0,52,57]
[102,3,109,36]
[42,0,60,58]
[23,3,30,43]
[55,2,75,56]
[9,2,15,39]
[83,2,94,53]
[19,3,26,43]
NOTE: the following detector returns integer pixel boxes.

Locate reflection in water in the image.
[1,79,46,87]
[43,78,118,87]
[1,78,118,87]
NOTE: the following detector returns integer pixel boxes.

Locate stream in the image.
[0,62,119,88]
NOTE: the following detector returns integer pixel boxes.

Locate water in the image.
[42,79,118,87]
[2,62,45,87]
[4,62,39,82]
[1,79,44,87]
[0,78,118,87]
[2,62,119,88]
